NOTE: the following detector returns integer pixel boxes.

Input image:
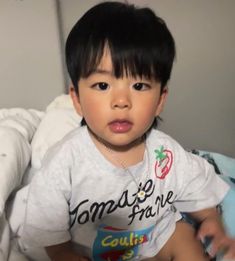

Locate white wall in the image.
[58,0,235,158]
[0,0,65,110]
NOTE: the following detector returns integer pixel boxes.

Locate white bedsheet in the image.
[0,108,43,260]
[0,108,43,214]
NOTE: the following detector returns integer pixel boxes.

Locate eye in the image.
[92,82,109,90]
[133,82,151,91]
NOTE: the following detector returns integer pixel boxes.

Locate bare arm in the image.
[45,241,90,261]
[189,207,235,259]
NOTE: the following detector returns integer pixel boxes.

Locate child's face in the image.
[70,49,167,149]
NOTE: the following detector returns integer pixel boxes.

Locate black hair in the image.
[65,1,176,127]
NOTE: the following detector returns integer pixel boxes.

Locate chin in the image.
[106,136,143,149]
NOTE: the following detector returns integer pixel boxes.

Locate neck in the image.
[87,127,146,167]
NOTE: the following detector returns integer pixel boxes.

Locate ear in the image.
[155,88,168,116]
[69,85,83,117]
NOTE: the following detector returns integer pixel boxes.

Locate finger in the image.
[197,224,224,244]
[223,240,235,260]
[197,223,214,240]
[210,237,233,258]
[224,252,235,260]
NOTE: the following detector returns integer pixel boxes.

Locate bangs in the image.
[80,40,157,81]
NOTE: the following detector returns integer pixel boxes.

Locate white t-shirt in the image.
[22,126,229,260]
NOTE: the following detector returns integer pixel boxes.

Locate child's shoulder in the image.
[41,126,88,166]
[51,125,86,149]
[148,129,183,151]
[147,129,196,165]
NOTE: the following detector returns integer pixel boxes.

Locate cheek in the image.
[136,99,159,118]
[134,99,160,129]
[140,109,157,126]
[80,97,106,123]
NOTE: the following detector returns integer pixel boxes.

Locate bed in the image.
[0,95,234,261]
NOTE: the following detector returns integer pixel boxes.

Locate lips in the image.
[108,120,133,133]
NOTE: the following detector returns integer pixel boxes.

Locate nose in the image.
[111,87,132,109]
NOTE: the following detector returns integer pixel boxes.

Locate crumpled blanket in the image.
[0,108,43,260]
[0,108,43,214]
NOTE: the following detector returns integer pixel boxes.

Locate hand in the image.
[197,216,235,259]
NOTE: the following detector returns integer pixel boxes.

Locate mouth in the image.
[108,120,133,133]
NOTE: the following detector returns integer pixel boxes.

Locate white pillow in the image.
[46,94,74,112]
[31,108,81,169]
[0,127,30,216]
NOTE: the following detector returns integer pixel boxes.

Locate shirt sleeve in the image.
[22,145,72,247]
[174,151,230,212]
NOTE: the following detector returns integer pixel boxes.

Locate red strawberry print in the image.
[154,146,173,179]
